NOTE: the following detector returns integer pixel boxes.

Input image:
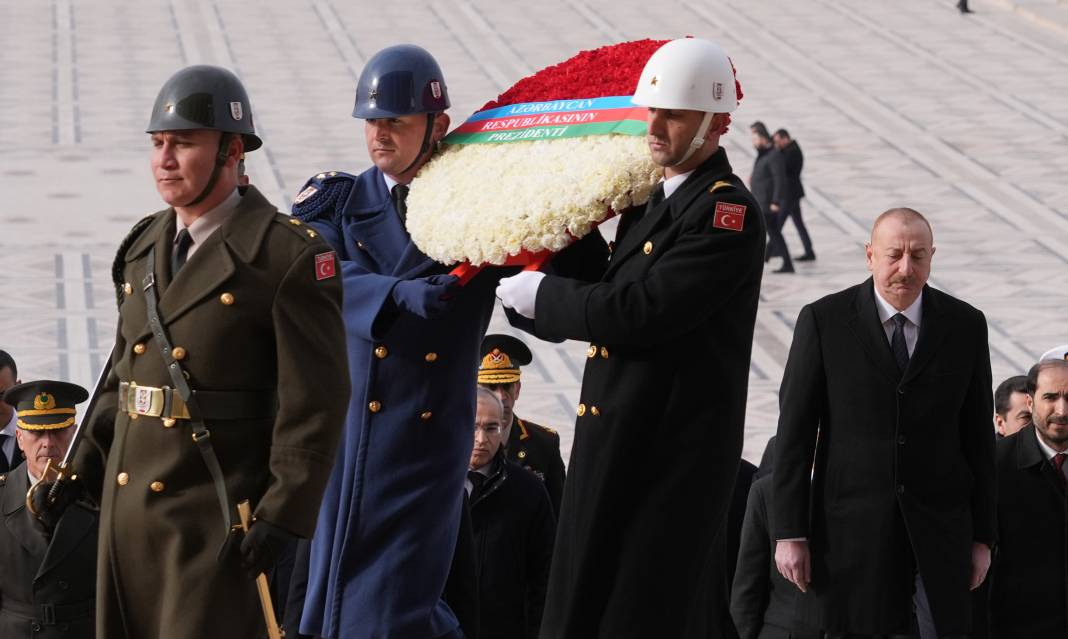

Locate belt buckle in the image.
[127,383,165,418]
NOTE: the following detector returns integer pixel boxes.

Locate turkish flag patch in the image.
[315,251,337,280]
[713,202,747,232]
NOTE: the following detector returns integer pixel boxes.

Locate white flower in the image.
[406,135,660,265]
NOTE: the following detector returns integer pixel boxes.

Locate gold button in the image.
[600,347,608,359]
[220,293,235,306]
[577,403,586,416]
[425,352,438,362]
[133,343,146,355]
[172,346,186,361]
[123,282,133,295]
[368,401,382,413]
[420,411,432,421]
[357,241,365,250]
[586,345,597,358]
[150,481,165,493]
[306,229,317,238]
[518,450,527,459]
[591,406,601,416]
[374,346,389,359]
[117,472,129,486]
[288,218,301,225]
[643,241,653,255]
[162,418,176,428]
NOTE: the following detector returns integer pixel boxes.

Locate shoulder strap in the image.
[142,247,237,560]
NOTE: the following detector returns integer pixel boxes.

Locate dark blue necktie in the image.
[172,228,193,277]
[891,313,910,373]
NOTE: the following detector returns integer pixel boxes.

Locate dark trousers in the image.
[777,197,814,256]
[764,210,794,269]
[822,573,967,639]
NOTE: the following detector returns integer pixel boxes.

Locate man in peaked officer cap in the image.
[0,380,98,639]
[33,65,350,639]
[478,334,566,516]
[1041,344,1068,362]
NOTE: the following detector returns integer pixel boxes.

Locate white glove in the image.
[496,271,545,319]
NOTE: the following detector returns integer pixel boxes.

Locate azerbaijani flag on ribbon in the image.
[445,96,647,145]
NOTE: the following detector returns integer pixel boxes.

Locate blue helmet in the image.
[353,45,450,119]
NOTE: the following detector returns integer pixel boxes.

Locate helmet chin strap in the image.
[671,112,715,168]
[181,133,232,208]
[397,113,437,177]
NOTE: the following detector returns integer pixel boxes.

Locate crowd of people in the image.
[1,34,1066,639]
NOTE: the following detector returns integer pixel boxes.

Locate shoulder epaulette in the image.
[709,180,734,194]
[292,171,357,223]
[111,214,157,308]
[273,213,323,244]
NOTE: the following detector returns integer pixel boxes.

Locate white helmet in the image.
[632,38,738,113]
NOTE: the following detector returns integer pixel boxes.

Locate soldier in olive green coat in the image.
[57,66,350,639]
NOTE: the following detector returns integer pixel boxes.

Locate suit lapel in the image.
[2,469,48,560]
[845,279,903,385]
[901,286,950,385]
[158,230,236,327]
[36,504,94,581]
[604,196,672,278]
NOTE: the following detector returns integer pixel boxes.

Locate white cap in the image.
[632,38,738,113]
[1039,344,1068,362]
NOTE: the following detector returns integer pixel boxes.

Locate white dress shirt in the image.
[1,410,17,467]
[872,287,923,356]
[1034,427,1068,481]
[174,188,241,260]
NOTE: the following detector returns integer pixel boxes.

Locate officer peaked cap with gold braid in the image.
[478,334,533,385]
[3,380,89,431]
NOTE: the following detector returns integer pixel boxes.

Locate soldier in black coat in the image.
[988,360,1068,637]
[478,334,566,516]
[468,388,556,639]
[772,130,814,261]
[496,37,765,638]
[0,381,97,639]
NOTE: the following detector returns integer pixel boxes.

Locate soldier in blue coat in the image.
[291,45,500,639]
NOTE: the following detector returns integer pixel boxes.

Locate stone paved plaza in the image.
[2,0,1066,462]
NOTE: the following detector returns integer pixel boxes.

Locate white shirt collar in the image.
[27,465,39,486]
[872,285,923,327]
[1034,426,1066,461]
[662,170,694,199]
[174,188,241,246]
[472,461,493,477]
[1,411,16,438]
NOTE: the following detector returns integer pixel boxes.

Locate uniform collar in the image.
[175,188,240,246]
[661,170,694,199]
[873,286,923,327]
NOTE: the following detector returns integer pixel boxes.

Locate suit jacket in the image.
[988,424,1068,636]
[778,141,804,201]
[773,280,996,635]
[530,147,766,638]
[77,185,350,639]
[731,474,819,639]
[470,456,556,639]
[0,465,98,639]
[507,416,566,516]
[749,146,786,214]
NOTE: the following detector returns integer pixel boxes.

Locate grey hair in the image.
[476,386,504,416]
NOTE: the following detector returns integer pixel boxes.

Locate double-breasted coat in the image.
[77,185,350,639]
[507,416,565,516]
[292,167,501,639]
[0,467,98,639]
[988,423,1068,636]
[773,280,996,636]
[527,148,766,638]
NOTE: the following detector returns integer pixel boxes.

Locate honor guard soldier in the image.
[497,38,766,638]
[478,334,566,516]
[290,45,503,639]
[36,65,350,639]
[0,381,97,639]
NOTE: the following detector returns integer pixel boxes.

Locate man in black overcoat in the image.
[988,359,1068,636]
[496,37,765,638]
[750,122,793,273]
[773,208,996,638]
[772,129,814,261]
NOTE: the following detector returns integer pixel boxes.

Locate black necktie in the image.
[647,182,665,210]
[468,470,486,498]
[172,228,193,277]
[890,313,910,372]
[391,184,409,224]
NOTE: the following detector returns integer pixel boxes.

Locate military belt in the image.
[1,598,94,624]
[118,381,275,421]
